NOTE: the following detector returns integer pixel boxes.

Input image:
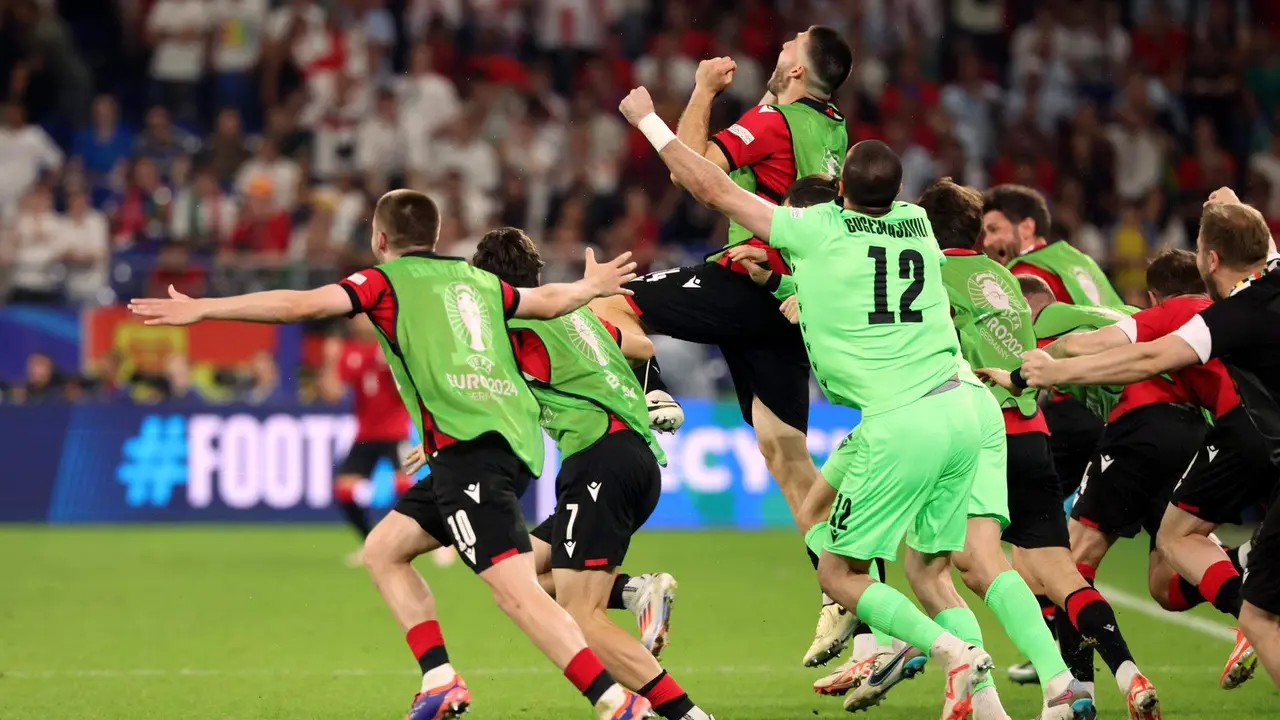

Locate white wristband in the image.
[637,113,676,152]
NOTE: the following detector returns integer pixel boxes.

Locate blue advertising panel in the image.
[0,400,860,527]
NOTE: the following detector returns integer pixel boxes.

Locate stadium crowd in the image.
[1,0,1279,401]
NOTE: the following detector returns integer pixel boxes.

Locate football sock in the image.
[607,574,632,610]
[406,620,449,676]
[639,670,695,720]
[564,648,616,705]
[1229,540,1251,572]
[854,582,947,656]
[637,356,669,394]
[850,624,879,661]
[1064,586,1135,678]
[867,558,896,647]
[1054,608,1094,684]
[1166,572,1206,611]
[334,484,372,538]
[935,606,993,692]
[1198,559,1243,617]
[1036,593,1058,636]
[984,570,1070,694]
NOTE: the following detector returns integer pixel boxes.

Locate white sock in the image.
[971,686,1007,720]
[929,632,966,665]
[851,632,879,662]
[620,576,645,611]
[422,663,456,692]
[821,592,835,606]
[1115,660,1140,694]
[597,683,627,708]
[1239,539,1253,570]
[1043,671,1073,702]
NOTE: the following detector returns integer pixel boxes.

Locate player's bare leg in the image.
[335,474,371,566]
[531,535,678,657]
[362,511,469,718]
[1238,602,1280,686]
[554,568,712,719]
[589,296,683,431]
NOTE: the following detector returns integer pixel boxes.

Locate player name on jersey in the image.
[841,215,931,239]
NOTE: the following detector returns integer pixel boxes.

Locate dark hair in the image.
[804,26,853,97]
[785,174,839,208]
[982,184,1051,239]
[373,190,441,251]
[472,227,543,287]
[841,140,901,209]
[1017,273,1055,302]
[1146,249,1206,300]
[916,177,983,250]
[1199,203,1271,269]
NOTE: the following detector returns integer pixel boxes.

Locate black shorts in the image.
[1071,404,1207,539]
[1243,496,1280,615]
[1171,407,1280,525]
[337,440,403,478]
[530,430,661,570]
[1042,397,1105,499]
[627,262,810,432]
[393,433,533,574]
[1004,432,1070,549]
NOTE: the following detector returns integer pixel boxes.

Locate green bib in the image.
[509,309,666,465]
[717,100,848,254]
[942,253,1038,417]
[373,255,544,475]
[1011,242,1124,307]
[1032,303,1138,420]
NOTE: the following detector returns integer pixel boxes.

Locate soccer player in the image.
[589,29,858,665]
[622,87,994,719]
[1011,201,1280,688]
[128,190,652,720]
[468,227,712,720]
[319,315,412,561]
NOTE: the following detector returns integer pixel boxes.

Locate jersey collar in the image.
[1230,266,1271,296]
[796,96,844,121]
[404,250,467,262]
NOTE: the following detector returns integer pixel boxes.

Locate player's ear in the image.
[1018,217,1036,242]
[1147,290,1158,307]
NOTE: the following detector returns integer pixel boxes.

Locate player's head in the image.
[1017,273,1056,321]
[981,185,1051,266]
[839,140,901,210]
[1196,202,1272,300]
[472,226,545,288]
[1145,249,1206,305]
[784,174,839,208]
[916,177,983,251]
[370,190,441,261]
[767,26,852,101]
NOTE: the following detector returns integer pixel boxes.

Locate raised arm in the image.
[129,284,353,326]
[672,58,737,185]
[621,87,776,241]
[1019,334,1201,388]
[514,249,637,320]
[1041,325,1131,359]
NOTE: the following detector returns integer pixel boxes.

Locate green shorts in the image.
[968,387,1010,529]
[820,381,987,561]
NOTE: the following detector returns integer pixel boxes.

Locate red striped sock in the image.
[1199,560,1243,617]
[406,620,449,674]
[564,648,614,705]
[1075,562,1098,584]
[640,671,694,720]
[1167,573,1205,611]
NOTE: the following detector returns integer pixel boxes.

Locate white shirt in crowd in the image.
[148,0,210,82]
[59,210,111,302]
[0,125,63,217]
[1106,123,1165,202]
[265,2,329,70]
[236,156,300,211]
[208,0,269,73]
[432,135,500,193]
[398,72,462,168]
[633,52,697,101]
[536,0,616,50]
[170,190,239,244]
[4,211,64,294]
[357,114,409,182]
[1250,148,1280,217]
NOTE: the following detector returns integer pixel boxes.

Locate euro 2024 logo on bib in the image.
[1072,267,1103,304]
[966,270,1027,359]
[444,282,518,401]
[563,312,637,401]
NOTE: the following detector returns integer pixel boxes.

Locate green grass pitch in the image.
[2,526,1276,719]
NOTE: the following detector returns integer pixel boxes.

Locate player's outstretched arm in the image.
[1042,325,1131,359]
[670,58,736,188]
[1020,334,1201,388]
[515,249,637,320]
[621,87,775,240]
[129,284,353,326]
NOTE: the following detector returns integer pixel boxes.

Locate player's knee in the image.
[361,530,406,572]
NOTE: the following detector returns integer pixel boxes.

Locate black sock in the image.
[1055,608,1094,683]
[1226,545,1245,573]
[417,645,449,674]
[1211,574,1244,618]
[1036,594,1058,639]
[639,671,695,720]
[636,356,669,395]
[583,671,614,706]
[1065,587,1134,675]
[607,574,632,610]
[338,500,372,538]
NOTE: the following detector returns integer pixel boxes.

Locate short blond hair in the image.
[1199,203,1271,268]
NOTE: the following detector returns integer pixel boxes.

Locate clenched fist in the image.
[695,57,737,93]
[619,87,656,126]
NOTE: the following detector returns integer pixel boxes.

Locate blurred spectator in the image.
[634,33,697,102]
[0,103,63,218]
[307,72,371,181]
[134,107,201,181]
[203,109,251,186]
[227,178,291,258]
[1058,101,1116,225]
[1250,133,1280,217]
[1244,30,1280,131]
[1131,0,1187,78]
[357,89,408,196]
[289,189,344,265]
[71,96,133,188]
[112,158,173,248]
[242,351,286,405]
[171,166,238,247]
[146,0,210,125]
[1106,85,1166,204]
[208,0,269,121]
[886,120,935,202]
[1177,117,1236,205]
[941,51,1002,164]
[236,138,299,212]
[3,187,64,304]
[11,352,62,403]
[399,43,461,176]
[433,115,500,193]
[604,186,658,271]
[1062,1,1128,98]
[1010,6,1070,87]
[1110,202,1152,301]
[59,191,110,305]
[148,243,208,297]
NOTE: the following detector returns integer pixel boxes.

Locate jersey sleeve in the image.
[1008,262,1072,304]
[596,317,624,347]
[710,105,790,171]
[501,281,521,320]
[339,269,391,317]
[509,328,552,383]
[1125,304,1181,343]
[769,203,833,258]
[1180,296,1253,363]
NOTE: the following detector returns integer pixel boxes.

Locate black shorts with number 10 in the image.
[627,262,810,432]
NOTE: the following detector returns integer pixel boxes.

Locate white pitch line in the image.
[1097,582,1236,642]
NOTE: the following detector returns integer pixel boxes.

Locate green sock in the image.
[867,559,895,647]
[854,582,947,657]
[985,569,1070,694]
[935,606,993,692]
[804,522,829,559]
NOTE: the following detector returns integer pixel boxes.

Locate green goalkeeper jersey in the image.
[768,202,960,416]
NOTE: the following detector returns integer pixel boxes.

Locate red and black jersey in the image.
[1009,242,1072,304]
[336,256,522,452]
[339,340,411,442]
[508,314,630,436]
[1116,295,1241,419]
